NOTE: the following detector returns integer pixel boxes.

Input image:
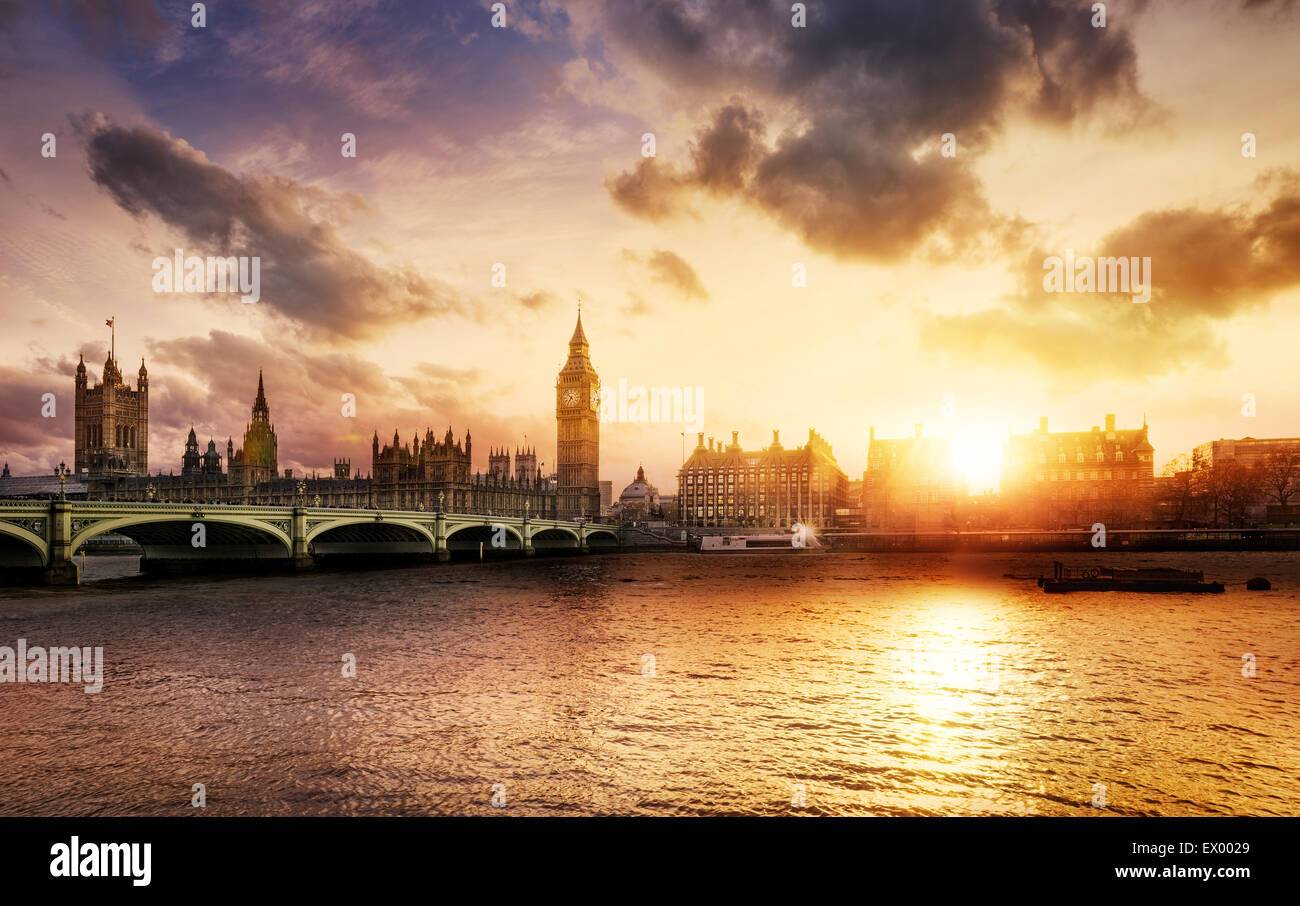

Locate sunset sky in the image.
[2,0,1299,494]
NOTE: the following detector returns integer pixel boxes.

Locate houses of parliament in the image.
[75,314,602,519]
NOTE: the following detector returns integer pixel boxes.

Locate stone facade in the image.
[1000,414,1155,529]
[369,428,556,517]
[677,428,849,528]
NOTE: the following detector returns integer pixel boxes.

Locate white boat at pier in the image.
[698,525,824,552]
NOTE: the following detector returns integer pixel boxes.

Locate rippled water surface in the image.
[1,551,1297,816]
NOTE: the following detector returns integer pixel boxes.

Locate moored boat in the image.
[1038,561,1224,593]
[698,529,824,552]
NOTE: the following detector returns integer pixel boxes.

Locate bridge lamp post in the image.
[296,481,306,505]
[146,482,156,502]
[54,461,70,500]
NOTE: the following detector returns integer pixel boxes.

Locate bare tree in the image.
[1224,461,1262,527]
[1259,450,1300,506]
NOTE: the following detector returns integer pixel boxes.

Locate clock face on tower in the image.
[589,386,600,411]
[563,388,580,407]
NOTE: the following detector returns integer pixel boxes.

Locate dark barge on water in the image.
[1038,561,1225,593]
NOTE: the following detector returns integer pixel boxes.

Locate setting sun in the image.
[949,426,1006,495]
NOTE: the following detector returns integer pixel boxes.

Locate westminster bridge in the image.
[0,500,621,585]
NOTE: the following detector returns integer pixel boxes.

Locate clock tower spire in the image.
[556,307,601,519]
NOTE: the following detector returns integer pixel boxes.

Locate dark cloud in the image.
[611,104,1011,262]
[603,0,1150,262]
[606,158,694,221]
[690,103,765,192]
[752,117,1013,261]
[1093,172,1300,316]
[75,113,468,341]
[993,0,1147,124]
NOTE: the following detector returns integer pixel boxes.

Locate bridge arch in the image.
[70,514,293,559]
[445,522,525,552]
[528,526,582,551]
[0,522,48,567]
[308,518,436,556]
[585,528,621,549]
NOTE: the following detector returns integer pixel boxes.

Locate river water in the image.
[1,551,1296,816]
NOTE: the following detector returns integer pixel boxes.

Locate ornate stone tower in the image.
[488,447,511,480]
[74,348,148,478]
[514,446,538,483]
[228,370,279,490]
[556,311,601,519]
[182,427,201,476]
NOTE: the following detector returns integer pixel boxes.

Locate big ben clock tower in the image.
[556,309,601,519]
